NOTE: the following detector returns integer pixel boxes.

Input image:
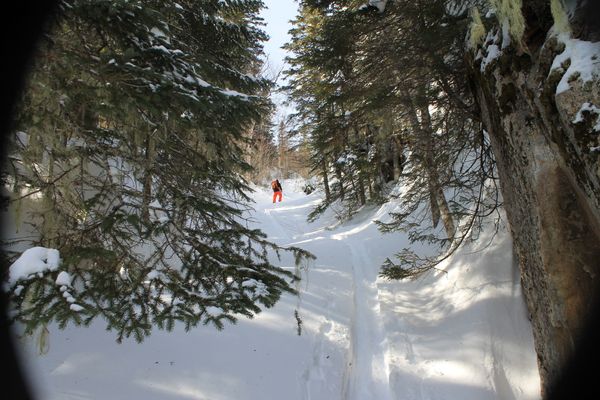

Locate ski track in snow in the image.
[340,239,393,400]
[265,197,350,399]
[264,191,393,400]
[259,188,538,400]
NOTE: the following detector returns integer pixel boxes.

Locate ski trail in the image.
[261,194,393,400]
[336,238,393,400]
[301,308,333,400]
[263,206,292,242]
[263,200,352,400]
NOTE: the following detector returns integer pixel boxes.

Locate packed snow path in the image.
[18,179,541,400]
[265,185,394,399]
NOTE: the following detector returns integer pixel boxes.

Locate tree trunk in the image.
[409,99,455,239]
[419,104,455,239]
[321,158,331,202]
[141,133,155,224]
[278,122,288,177]
[392,135,402,180]
[357,172,366,205]
[335,162,344,200]
[467,3,600,396]
[352,125,367,205]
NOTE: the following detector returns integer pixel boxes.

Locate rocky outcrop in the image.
[468,3,600,397]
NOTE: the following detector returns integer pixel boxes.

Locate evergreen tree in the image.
[284,1,374,221]
[3,0,313,342]
[284,0,499,278]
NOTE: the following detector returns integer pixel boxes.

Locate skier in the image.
[271,179,283,203]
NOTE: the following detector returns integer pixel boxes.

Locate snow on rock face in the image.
[481,43,501,71]
[551,35,600,95]
[573,102,600,132]
[478,29,502,72]
[7,247,61,286]
[359,0,388,13]
[470,24,600,392]
[369,0,387,13]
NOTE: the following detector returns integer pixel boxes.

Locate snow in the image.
[220,88,250,99]
[337,153,357,164]
[11,178,540,400]
[481,44,501,71]
[551,35,600,95]
[573,102,600,132]
[480,30,502,72]
[369,0,388,13]
[359,0,388,13]
[150,27,169,40]
[55,271,72,287]
[7,246,60,287]
[500,21,511,49]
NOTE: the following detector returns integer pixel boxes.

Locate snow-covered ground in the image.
[13,178,541,399]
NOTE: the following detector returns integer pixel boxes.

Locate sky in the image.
[12,177,541,400]
[260,0,300,122]
[261,0,298,78]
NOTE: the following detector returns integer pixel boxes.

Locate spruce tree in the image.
[284,0,499,278]
[3,0,313,342]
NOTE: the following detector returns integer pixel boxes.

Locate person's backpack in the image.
[271,180,278,190]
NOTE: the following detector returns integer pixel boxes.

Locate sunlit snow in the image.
[12,178,540,400]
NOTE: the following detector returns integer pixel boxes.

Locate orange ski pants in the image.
[272,191,282,203]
